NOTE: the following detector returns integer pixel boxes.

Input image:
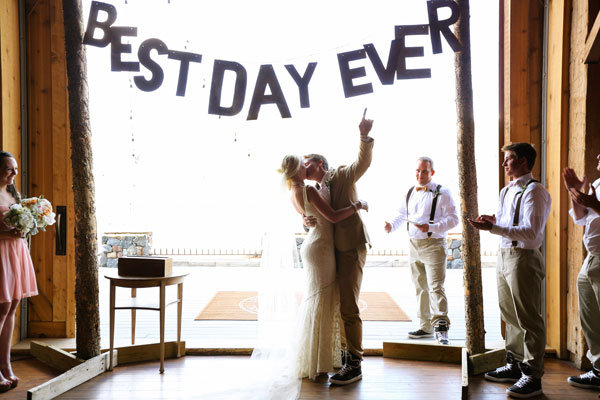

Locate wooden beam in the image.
[584,11,600,63]
[30,341,83,373]
[545,0,571,360]
[382,342,461,364]
[469,348,506,376]
[461,348,469,400]
[28,321,67,338]
[116,341,186,365]
[502,0,544,180]
[27,350,116,400]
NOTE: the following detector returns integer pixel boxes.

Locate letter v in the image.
[364,40,400,85]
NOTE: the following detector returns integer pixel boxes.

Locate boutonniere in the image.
[433,186,441,196]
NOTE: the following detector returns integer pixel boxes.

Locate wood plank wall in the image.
[0,0,23,346]
[502,0,544,186]
[545,0,571,359]
[566,0,600,368]
[26,0,75,339]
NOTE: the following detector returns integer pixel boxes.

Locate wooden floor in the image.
[5,355,598,399]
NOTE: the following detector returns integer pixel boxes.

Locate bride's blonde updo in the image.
[278,155,301,189]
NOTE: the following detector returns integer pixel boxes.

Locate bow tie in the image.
[415,186,428,192]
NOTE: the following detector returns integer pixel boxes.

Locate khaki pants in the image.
[409,238,449,332]
[578,253,600,370]
[336,245,367,360]
[497,248,546,378]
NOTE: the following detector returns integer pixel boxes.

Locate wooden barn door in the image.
[26,0,75,339]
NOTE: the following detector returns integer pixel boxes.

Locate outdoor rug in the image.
[195,291,411,321]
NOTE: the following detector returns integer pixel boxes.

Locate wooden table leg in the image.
[131,288,137,345]
[177,282,183,358]
[109,282,116,371]
[159,282,166,373]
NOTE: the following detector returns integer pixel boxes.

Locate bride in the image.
[213,156,368,400]
[277,154,367,381]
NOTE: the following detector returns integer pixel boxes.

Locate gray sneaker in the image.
[506,375,542,398]
[434,321,449,345]
[484,363,521,383]
[567,369,600,390]
[330,352,362,385]
[408,329,433,339]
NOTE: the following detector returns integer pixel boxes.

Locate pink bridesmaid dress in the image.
[0,205,38,303]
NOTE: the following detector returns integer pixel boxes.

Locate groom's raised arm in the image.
[342,116,374,183]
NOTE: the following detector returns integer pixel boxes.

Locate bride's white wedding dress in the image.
[209,184,342,399]
[296,186,342,378]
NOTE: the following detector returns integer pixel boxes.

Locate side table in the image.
[104,272,188,373]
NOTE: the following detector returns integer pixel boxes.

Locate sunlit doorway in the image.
[84,0,501,350]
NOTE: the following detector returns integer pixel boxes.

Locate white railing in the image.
[149,247,497,257]
[149,248,261,256]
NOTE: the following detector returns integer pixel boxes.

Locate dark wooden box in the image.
[117,256,173,277]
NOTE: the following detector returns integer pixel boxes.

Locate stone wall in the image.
[446,234,463,269]
[99,232,152,268]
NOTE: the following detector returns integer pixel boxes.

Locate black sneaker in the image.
[506,375,542,398]
[329,363,362,385]
[567,369,600,390]
[434,321,449,345]
[408,329,433,339]
[484,362,521,383]
[340,349,349,366]
[330,353,362,385]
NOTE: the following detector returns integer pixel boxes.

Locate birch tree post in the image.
[454,0,485,355]
[63,0,101,359]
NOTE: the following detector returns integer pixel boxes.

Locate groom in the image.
[303,114,374,385]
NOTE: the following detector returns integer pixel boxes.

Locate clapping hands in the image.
[468,215,495,231]
[562,167,600,214]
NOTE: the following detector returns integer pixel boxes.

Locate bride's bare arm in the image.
[306,186,367,223]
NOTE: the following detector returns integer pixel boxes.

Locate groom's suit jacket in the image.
[330,138,373,252]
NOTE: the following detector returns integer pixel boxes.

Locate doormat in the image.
[195,291,411,321]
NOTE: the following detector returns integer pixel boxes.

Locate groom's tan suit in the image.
[330,137,373,359]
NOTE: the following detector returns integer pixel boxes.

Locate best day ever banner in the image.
[84,0,463,120]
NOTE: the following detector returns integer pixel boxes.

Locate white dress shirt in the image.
[389,181,459,239]
[490,172,552,249]
[569,178,600,255]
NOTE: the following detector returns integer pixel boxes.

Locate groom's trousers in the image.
[336,245,367,360]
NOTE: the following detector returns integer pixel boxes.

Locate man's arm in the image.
[569,183,600,216]
[428,188,459,234]
[563,167,588,220]
[340,116,374,183]
[489,185,551,241]
[385,200,408,234]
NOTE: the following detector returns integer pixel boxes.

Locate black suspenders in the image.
[511,179,538,247]
[406,186,415,232]
[406,184,442,238]
[428,185,442,238]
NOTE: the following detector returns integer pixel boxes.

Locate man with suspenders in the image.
[469,142,551,398]
[384,157,458,345]
[563,153,600,393]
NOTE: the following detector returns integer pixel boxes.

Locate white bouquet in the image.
[2,195,56,236]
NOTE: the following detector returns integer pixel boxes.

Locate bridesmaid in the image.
[0,151,38,391]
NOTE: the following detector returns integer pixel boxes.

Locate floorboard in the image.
[14,356,588,399]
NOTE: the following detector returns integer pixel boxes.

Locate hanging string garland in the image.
[85,0,462,120]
